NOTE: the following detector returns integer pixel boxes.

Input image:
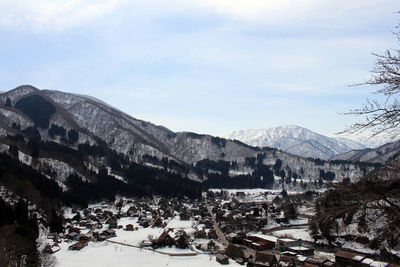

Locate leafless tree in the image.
[311,155,400,250]
[341,17,400,137]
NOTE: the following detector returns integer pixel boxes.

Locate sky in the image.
[0,0,399,138]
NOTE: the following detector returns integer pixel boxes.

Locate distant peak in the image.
[13,85,40,91]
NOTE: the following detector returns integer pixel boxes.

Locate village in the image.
[43,189,399,267]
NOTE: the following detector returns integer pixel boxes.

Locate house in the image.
[151,216,163,227]
[246,234,277,251]
[294,255,308,266]
[305,257,325,267]
[276,238,302,251]
[216,253,229,265]
[96,234,107,241]
[231,232,246,245]
[106,218,118,229]
[323,260,335,267]
[66,231,80,241]
[175,231,190,249]
[141,240,152,247]
[225,244,245,262]
[68,240,88,251]
[180,212,190,221]
[369,261,390,267]
[153,231,175,247]
[361,258,376,267]
[208,229,218,239]
[276,253,295,267]
[43,244,61,254]
[127,206,137,217]
[335,250,365,267]
[138,219,150,228]
[254,251,277,267]
[287,246,314,256]
[194,229,207,239]
[125,224,135,231]
[103,229,116,238]
[79,234,90,241]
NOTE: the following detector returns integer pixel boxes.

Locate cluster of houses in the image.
[334,250,400,267]
[206,191,400,267]
[40,193,400,267]
[206,190,301,237]
[214,234,316,266]
[42,197,221,254]
[213,235,400,266]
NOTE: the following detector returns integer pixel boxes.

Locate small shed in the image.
[125,224,134,231]
[216,253,229,265]
[68,240,88,251]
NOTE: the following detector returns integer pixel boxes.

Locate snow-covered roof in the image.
[288,246,311,251]
[362,258,375,265]
[369,261,389,267]
[249,234,277,242]
[278,238,296,242]
[296,255,307,262]
[352,255,365,261]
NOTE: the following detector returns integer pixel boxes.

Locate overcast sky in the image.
[0,1,399,137]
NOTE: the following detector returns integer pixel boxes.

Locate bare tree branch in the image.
[341,22,400,137]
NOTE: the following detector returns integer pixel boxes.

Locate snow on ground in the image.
[270,228,314,242]
[55,239,242,267]
[167,217,193,229]
[111,226,164,246]
[314,251,335,261]
[209,188,305,196]
[288,218,309,225]
[339,240,378,254]
[155,246,193,254]
[298,206,315,217]
[109,216,195,246]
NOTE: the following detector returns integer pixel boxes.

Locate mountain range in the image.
[330,139,400,164]
[223,125,398,160]
[0,85,379,195]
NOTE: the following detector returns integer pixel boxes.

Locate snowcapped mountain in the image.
[349,134,399,149]
[0,85,376,190]
[223,125,367,159]
[331,139,400,164]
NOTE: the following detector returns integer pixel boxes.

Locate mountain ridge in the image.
[0,85,376,190]
[331,139,400,164]
[223,125,368,159]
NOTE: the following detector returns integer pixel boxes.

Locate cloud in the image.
[0,0,126,31]
[195,0,398,26]
[1,0,397,32]
[195,0,317,23]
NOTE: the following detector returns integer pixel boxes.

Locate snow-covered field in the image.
[54,206,242,267]
[55,240,243,267]
[270,228,314,242]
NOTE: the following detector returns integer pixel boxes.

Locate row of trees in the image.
[0,199,40,266]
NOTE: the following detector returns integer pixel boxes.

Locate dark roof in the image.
[255,251,276,265]
[306,257,325,265]
[335,250,363,260]
[225,244,245,259]
[216,253,228,260]
[155,231,173,244]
